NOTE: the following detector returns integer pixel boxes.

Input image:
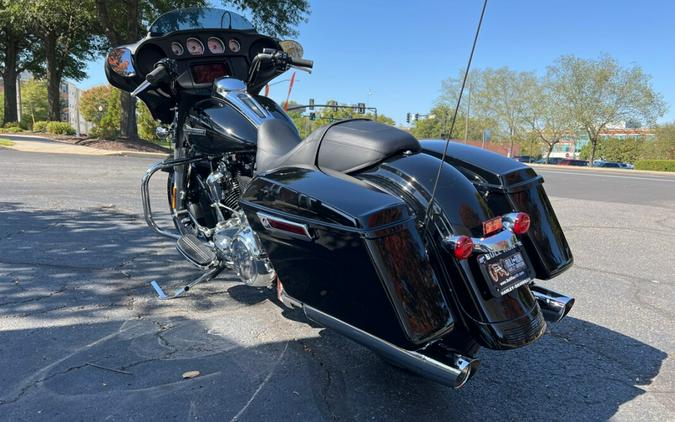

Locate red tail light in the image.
[453,235,474,260]
[512,212,530,235]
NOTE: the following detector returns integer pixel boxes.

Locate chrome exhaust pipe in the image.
[304,305,479,389]
[531,285,575,323]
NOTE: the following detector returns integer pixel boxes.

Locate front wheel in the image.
[166,168,218,236]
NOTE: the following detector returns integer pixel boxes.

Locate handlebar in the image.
[145,63,169,84]
[290,57,314,69]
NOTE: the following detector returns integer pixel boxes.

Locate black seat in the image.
[256,119,421,174]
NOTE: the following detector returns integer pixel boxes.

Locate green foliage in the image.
[46,121,75,135]
[635,160,675,172]
[3,121,21,128]
[33,120,49,132]
[549,55,667,164]
[21,79,49,127]
[578,137,647,163]
[650,123,675,160]
[80,85,112,127]
[2,126,23,133]
[136,100,162,142]
[0,138,15,146]
[94,87,121,139]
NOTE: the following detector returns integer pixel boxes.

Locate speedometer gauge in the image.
[186,37,204,55]
[170,42,184,56]
[207,37,225,54]
[228,39,241,53]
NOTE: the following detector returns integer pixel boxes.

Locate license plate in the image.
[477,247,532,297]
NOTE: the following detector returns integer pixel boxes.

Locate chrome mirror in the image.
[107,47,136,77]
[279,40,304,61]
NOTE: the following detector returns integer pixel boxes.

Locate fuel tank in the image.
[187,98,258,154]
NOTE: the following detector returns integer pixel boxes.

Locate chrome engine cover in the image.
[213,211,276,288]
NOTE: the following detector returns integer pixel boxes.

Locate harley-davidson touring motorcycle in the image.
[106,7,575,388]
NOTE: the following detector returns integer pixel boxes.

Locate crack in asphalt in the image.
[0,286,68,307]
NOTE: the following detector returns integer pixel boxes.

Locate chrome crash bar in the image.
[141,157,202,240]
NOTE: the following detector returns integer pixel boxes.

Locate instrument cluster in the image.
[169,36,241,57]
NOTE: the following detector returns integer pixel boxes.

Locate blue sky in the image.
[83,0,675,125]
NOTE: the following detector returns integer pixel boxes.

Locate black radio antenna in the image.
[421,0,488,237]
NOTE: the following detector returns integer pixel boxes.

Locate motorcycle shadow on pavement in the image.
[0,202,668,420]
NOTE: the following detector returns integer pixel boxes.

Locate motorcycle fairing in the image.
[239,165,455,348]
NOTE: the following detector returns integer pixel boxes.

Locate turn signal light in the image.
[512,212,530,235]
[453,235,474,260]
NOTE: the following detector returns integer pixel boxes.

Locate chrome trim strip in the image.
[214,77,274,127]
[472,229,519,254]
[257,212,313,241]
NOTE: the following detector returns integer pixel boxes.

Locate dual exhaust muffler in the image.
[531,285,575,323]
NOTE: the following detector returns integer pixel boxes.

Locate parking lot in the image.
[1,149,674,421]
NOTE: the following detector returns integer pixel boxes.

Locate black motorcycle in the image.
[106,7,574,389]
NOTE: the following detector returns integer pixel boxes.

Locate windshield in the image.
[149,7,255,35]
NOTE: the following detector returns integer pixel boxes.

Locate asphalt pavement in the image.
[0,149,673,421]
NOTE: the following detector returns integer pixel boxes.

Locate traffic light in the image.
[309,98,314,110]
[357,102,366,114]
[406,113,411,124]
[414,113,419,121]
[309,112,316,121]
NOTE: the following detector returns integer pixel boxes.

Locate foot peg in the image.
[176,233,217,268]
[150,265,226,300]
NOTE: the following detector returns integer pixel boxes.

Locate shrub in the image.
[33,121,49,132]
[2,126,23,133]
[3,121,21,128]
[46,121,76,135]
[635,160,675,172]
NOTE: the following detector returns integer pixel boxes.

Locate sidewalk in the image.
[0,134,168,158]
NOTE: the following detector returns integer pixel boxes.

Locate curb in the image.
[527,163,674,177]
[0,134,169,159]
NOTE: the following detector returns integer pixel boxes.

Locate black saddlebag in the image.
[240,165,455,348]
[421,140,573,279]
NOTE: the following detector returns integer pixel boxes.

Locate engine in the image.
[204,157,276,288]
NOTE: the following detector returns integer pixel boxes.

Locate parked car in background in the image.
[596,161,623,168]
[559,159,589,166]
[514,155,537,163]
[535,157,564,165]
[620,162,635,169]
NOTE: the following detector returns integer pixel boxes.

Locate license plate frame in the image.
[477,245,533,297]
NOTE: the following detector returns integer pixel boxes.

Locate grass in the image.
[0,138,15,148]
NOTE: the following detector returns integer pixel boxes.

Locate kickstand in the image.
[150,265,226,300]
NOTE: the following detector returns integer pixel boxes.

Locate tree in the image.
[549,55,667,165]
[20,79,49,126]
[440,68,533,156]
[80,85,112,127]
[29,0,101,121]
[521,74,574,163]
[410,104,498,141]
[94,0,310,141]
[0,1,44,124]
